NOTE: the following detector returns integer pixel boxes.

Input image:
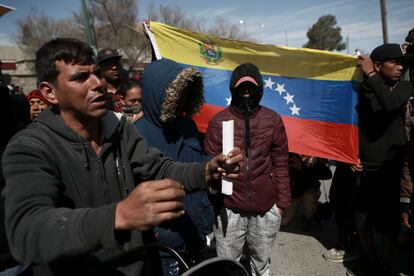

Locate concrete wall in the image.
[2,59,36,94]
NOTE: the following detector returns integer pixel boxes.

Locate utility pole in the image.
[380,0,388,43]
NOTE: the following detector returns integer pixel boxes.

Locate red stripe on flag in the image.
[194,104,358,164]
[193,103,224,133]
[282,116,358,164]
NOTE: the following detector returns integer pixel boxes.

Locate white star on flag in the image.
[289,104,301,116]
[225,96,232,106]
[283,92,294,104]
[275,83,286,95]
[263,77,275,89]
[259,80,301,117]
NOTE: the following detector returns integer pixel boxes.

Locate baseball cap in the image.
[234,76,259,88]
[96,48,122,64]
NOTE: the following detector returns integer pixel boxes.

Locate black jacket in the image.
[358,74,413,169]
[2,108,206,275]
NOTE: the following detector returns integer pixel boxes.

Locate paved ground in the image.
[205,166,414,276]
[270,176,346,276]
[271,205,348,275]
[270,178,414,276]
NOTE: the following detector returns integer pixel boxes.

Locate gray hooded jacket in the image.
[2,108,206,275]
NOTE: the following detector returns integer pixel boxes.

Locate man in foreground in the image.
[2,38,242,275]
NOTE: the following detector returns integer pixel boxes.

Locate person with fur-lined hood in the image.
[134,58,214,276]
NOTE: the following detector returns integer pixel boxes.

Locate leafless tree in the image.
[14,1,252,67]
[87,0,137,46]
[146,2,159,22]
[147,4,200,31]
[14,9,83,57]
[207,17,246,40]
[78,0,151,69]
[14,2,150,69]
[145,4,251,41]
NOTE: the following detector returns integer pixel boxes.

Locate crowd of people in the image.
[0,27,413,276]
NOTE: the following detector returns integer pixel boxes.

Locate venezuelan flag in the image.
[145,21,360,164]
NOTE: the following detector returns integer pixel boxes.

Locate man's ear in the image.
[39,81,58,105]
[374,62,382,72]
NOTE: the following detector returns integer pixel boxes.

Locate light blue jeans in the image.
[214,204,281,276]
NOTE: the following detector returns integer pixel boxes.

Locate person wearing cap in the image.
[26,89,49,121]
[350,44,413,275]
[204,63,290,276]
[96,48,124,112]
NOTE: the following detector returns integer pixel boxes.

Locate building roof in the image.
[0,4,15,17]
[0,45,24,62]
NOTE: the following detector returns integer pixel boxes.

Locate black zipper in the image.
[115,140,129,199]
[97,156,110,202]
[245,152,253,209]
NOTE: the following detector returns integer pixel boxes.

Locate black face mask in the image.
[231,80,263,112]
[232,95,259,158]
[232,90,263,113]
[122,105,142,114]
[232,96,256,112]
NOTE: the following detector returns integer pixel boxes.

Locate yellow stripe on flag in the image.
[149,21,360,81]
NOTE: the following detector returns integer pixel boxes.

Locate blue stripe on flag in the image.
[195,66,358,126]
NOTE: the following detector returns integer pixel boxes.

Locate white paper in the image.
[222,120,234,195]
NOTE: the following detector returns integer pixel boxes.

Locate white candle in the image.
[222,120,234,195]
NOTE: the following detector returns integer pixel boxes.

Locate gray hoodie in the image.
[2,107,206,275]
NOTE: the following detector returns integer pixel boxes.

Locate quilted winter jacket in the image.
[204,105,291,214]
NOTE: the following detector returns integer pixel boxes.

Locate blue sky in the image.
[1,0,413,54]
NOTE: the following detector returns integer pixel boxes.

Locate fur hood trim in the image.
[160,67,204,123]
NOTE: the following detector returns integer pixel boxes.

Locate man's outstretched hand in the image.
[114,148,243,230]
[205,147,243,184]
[115,179,186,231]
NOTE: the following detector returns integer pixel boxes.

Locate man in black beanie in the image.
[349,44,413,275]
